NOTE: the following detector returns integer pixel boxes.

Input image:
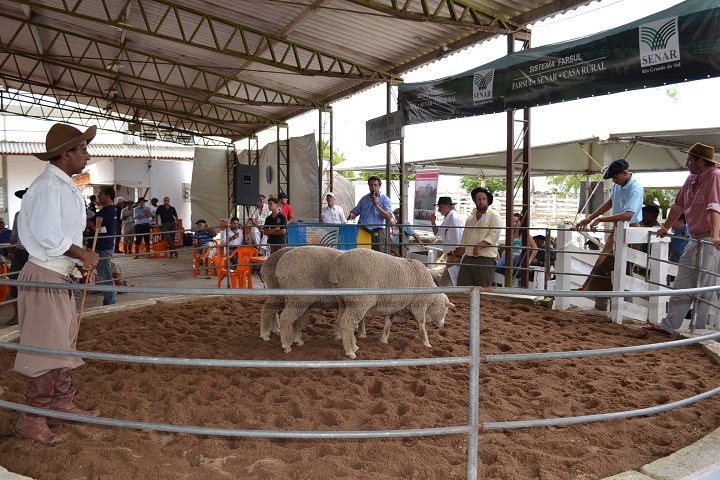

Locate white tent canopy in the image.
[334,127,720,178]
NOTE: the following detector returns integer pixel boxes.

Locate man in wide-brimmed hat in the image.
[13,123,101,446]
[452,187,502,287]
[430,196,466,286]
[644,142,720,337]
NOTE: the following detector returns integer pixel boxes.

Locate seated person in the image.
[496,213,537,277]
[220,217,244,267]
[193,219,217,278]
[530,234,556,282]
[389,208,424,256]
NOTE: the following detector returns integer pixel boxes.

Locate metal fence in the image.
[1,279,720,479]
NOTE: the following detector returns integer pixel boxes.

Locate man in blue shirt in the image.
[348,176,393,252]
[576,159,643,313]
[669,214,690,264]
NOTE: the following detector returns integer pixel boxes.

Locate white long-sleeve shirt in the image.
[18,163,85,264]
[439,209,466,254]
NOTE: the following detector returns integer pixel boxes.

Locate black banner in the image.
[399,0,720,125]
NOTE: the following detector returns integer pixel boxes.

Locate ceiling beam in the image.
[14,0,402,81]
[0,11,324,110]
[343,0,525,33]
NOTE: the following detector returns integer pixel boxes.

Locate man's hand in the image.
[656,227,669,238]
[429,213,437,224]
[79,251,99,271]
[576,218,590,229]
[84,269,97,285]
[712,236,720,250]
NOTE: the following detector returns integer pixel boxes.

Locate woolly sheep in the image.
[273,246,346,352]
[328,248,453,359]
[259,246,292,340]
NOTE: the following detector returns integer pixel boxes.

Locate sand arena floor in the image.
[0,249,719,479]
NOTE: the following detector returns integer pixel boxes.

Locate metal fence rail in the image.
[1,279,720,479]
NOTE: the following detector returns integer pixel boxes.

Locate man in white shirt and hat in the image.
[430,196,465,286]
[13,123,101,446]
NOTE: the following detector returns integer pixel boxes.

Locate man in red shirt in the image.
[278,193,294,224]
[644,142,720,336]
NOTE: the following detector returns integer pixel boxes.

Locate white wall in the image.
[4,154,193,230]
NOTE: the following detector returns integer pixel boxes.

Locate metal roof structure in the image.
[0,0,593,146]
[333,127,720,177]
[0,141,196,159]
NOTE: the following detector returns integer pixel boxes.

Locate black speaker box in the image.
[233,164,260,206]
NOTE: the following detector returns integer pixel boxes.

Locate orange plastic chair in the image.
[193,240,219,277]
[215,246,257,288]
[0,263,9,303]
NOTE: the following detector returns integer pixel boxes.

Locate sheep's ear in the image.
[446,301,456,309]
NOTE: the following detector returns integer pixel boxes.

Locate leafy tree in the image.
[546,174,603,196]
[644,189,678,216]
[317,141,353,179]
[459,176,506,196]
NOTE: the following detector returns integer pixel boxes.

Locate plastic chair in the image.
[193,241,219,277]
[0,263,9,303]
[215,246,257,288]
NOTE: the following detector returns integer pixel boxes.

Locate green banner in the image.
[399,0,720,125]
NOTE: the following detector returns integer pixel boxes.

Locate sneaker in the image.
[582,307,610,318]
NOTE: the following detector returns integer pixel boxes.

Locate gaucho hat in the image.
[682,142,717,164]
[34,123,97,161]
[470,187,493,205]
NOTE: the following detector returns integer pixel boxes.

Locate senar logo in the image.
[639,17,680,67]
[472,69,494,102]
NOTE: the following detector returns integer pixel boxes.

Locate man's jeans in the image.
[97,250,115,306]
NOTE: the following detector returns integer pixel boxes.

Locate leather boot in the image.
[48,368,100,425]
[14,371,64,446]
[5,301,18,325]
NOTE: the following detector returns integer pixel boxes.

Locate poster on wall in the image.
[413,170,439,227]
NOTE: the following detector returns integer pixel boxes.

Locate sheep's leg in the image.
[340,308,365,359]
[379,315,392,344]
[260,300,282,340]
[409,307,432,348]
[279,304,304,353]
[292,310,312,346]
[333,304,346,341]
[357,319,367,338]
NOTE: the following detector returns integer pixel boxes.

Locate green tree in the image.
[318,141,353,179]
[546,174,603,196]
[459,176,506,196]
[644,189,678,216]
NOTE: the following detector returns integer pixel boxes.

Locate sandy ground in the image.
[1,295,719,480]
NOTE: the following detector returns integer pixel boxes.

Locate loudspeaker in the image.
[578,181,604,215]
[233,164,260,206]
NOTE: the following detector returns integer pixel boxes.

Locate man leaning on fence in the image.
[576,159,643,315]
[644,143,720,337]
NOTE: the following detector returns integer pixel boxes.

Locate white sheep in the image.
[272,245,346,352]
[259,246,292,340]
[328,248,453,359]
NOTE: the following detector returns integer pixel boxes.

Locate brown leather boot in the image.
[14,371,64,446]
[48,368,100,425]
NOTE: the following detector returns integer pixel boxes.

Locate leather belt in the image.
[693,232,712,239]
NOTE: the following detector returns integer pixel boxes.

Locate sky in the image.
[258,0,718,187]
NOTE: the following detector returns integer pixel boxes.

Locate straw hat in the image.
[34,123,97,161]
[682,142,717,164]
